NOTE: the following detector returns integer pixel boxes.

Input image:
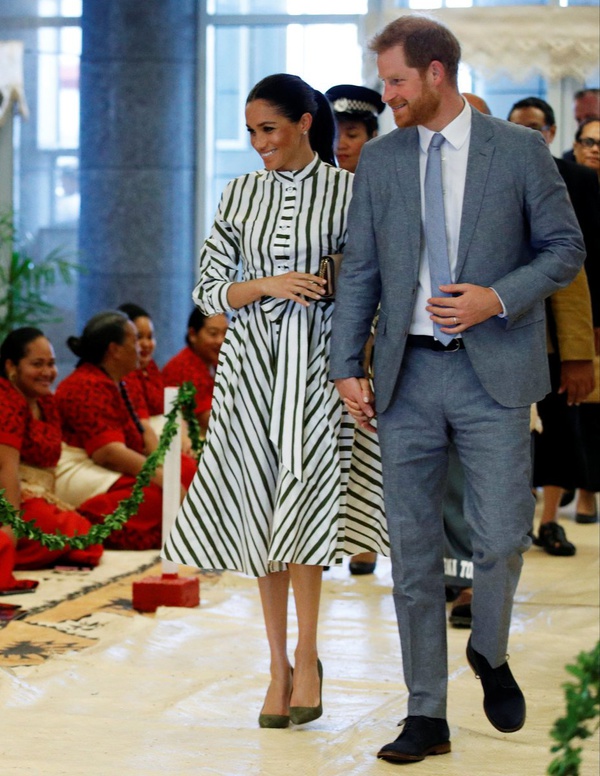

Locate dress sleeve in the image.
[193,179,241,316]
[0,380,27,451]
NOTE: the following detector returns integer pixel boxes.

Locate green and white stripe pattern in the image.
[163,156,389,577]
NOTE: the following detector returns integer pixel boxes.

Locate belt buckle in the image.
[445,339,461,352]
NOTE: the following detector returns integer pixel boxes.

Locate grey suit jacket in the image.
[329,108,586,412]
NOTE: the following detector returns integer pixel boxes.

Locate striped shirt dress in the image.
[163,155,389,577]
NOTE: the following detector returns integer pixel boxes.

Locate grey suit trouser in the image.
[377,345,533,719]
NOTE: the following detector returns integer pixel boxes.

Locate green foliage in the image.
[0,211,82,343]
[548,641,600,775]
[0,382,203,549]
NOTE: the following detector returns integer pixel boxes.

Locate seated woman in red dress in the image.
[161,309,228,434]
[55,311,196,550]
[0,327,103,588]
[119,302,196,457]
[118,303,164,418]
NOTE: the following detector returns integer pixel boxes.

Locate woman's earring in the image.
[8,371,17,383]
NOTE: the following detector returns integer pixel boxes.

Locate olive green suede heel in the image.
[289,659,323,725]
[258,667,293,728]
[258,712,290,729]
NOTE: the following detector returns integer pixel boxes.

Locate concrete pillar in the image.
[78,0,197,364]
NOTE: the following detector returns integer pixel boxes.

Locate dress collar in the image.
[270,153,321,184]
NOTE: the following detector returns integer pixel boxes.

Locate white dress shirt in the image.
[410,99,471,337]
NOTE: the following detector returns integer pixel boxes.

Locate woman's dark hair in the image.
[118,302,151,322]
[0,327,45,377]
[67,311,130,365]
[185,308,207,345]
[246,73,336,166]
[575,117,600,142]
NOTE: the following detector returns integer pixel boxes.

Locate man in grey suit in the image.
[330,15,585,763]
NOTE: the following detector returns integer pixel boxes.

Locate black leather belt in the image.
[407,335,465,352]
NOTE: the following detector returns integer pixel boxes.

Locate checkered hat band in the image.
[332,98,378,115]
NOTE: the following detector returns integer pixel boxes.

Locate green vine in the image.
[0,382,203,550]
[548,641,600,776]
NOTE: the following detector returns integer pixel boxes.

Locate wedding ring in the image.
[453,316,458,325]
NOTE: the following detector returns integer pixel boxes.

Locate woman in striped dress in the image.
[163,74,388,728]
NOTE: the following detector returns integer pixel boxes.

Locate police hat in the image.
[325,84,385,118]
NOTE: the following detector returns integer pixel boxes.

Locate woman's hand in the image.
[227,272,326,309]
[334,377,377,433]
[261,272,327,307]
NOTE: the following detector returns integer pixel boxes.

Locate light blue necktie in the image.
[425,132,453,345]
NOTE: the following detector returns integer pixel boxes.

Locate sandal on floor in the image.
[536,523,576,556]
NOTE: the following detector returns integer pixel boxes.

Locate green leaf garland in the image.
[0,382,202,550]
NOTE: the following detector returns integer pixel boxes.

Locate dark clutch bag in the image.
[318,253,343,300]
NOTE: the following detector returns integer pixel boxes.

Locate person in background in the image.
[325,83,385,576]
[161,309,228,435]
[55,311,196,550]
[331,15,585,761]
[570,116,600,523]
[119,302,197,460]
[563,89,600,162]
[0,328,103,582]
[325,83,385,174]
[118,303,164,418]
[509,98,597,551]
[574,88,600,125]
[163,73,387,730]
[573,118,600,180]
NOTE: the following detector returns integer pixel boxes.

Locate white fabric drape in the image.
[368,7,599,82]
[0,41,29,127]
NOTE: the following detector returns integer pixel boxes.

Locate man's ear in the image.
[429,60,445,85]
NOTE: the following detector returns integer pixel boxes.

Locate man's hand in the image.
[427,283,503,333]
[558,360,595,405]
[334,377,377,433]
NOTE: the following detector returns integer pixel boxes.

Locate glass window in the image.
[39,0,82,16]
[0,4,81,373]
[208,0,367,13]
[37,26,81,150]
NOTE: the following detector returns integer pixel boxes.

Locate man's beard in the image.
[394,81,441,128]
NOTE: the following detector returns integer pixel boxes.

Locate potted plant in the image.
[0,211,81,342]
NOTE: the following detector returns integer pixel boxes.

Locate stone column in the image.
[79,0,197,364]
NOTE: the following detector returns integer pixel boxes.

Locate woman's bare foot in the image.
[260,666,293,716]
[290,652,321,709]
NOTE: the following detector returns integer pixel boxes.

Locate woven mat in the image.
[0,553,214,667]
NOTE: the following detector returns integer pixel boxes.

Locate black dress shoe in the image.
[575,510,598,524]
[466,637,525,733]
[349,560,377,575]
[449,588,472,628]
[536,522,576,556]
[376,716,451,763]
